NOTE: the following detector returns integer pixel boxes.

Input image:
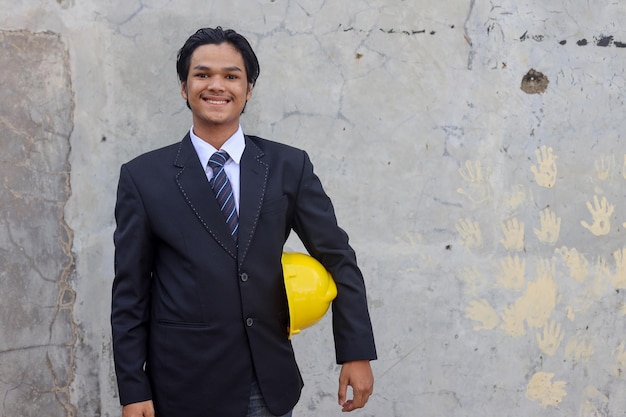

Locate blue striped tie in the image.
[208,150,238,243]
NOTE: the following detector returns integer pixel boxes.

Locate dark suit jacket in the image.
[111,133,376,417]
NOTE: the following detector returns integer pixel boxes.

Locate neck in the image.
[192,122,239,149]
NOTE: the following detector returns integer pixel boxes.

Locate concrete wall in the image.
[2,1,626,416]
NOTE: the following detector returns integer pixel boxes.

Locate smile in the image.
[204,97,229,105]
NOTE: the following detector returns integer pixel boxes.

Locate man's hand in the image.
[122,400,155,417]
[338,360,374,412]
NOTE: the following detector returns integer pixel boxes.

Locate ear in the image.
[246,83,253,101]
[180,81,188,101]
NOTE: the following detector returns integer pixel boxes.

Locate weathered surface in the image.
[0,30,76,417]
[2,1,626,416]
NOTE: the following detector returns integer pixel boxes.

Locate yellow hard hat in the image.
[282,252,337,339]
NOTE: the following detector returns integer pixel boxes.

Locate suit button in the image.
[246,318,254,327]
[240,273,248,282]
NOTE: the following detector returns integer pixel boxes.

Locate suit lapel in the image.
[238,136,268,266]
[173,134,238,259]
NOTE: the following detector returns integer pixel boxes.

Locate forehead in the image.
[189,42,246,70]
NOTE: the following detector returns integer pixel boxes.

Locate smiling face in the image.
[181,42,253,145]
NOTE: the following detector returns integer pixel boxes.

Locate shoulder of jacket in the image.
[245,134,306,156]
[123,141,181,167]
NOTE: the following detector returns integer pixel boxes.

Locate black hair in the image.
[176,27,260,86]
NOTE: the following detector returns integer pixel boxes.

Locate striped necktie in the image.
[208,150,238,243]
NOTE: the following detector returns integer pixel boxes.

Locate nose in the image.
[206,75,225,92]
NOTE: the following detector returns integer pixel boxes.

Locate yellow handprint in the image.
[456,218,483,249]
[500,217,525,252]
[457,160,491,203]
[465,299,500,330]
[530,145,558,188]
[526,372,567,408]
[579,385,609,417]
[522,259,557,329]
[536,320,564,356]
[612,247,626,289]
[458,266,487,296]
[585,255,612,302]
[555,246,589,282]
[500,302,526,337]
[580,195,614,236]
[565,334,594,362]
[594,155,612,181]
[497,254,526,290]
[534,207,561,245]
[565,295,594,322]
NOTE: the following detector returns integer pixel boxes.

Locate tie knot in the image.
[208,150,229,170]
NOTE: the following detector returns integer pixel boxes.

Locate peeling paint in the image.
[0,30,76,417]
[521,69,549,95]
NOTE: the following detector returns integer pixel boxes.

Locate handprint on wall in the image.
[465,299,500,330]
[530,145,558,188]
[458,142,626,411]
[500,301,527,337]
[500,217,525,252]
[497,259,557,336]
[578,385,609,417]
[526,372,567,408]
[565,333,594,363]
[580,195,614,236]
[458,266,486,296]
[565,296,594,322]
[579,255,612,305]
[594,155,613,181]
[534,207,561,246]
[456,218,483,249]
[555,246,589,283]
[521,259,558,329]
[611,247,626,290]
[497,254,526,291]
[457,160,491,203]
[536,320,564,356]
[562,254,609,321]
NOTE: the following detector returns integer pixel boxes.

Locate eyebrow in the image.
[192,65,243,72]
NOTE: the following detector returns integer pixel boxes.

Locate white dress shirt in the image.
[189,125,245,213]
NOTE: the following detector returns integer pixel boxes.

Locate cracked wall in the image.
[2,1,626,416]
[0,30,76,417]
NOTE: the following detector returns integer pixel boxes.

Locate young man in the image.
[111,27,376,417]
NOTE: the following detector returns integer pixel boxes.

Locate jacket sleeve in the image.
[111,163,154,405]
[291,151,377,364]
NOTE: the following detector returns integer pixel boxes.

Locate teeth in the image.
[206,99,227,104]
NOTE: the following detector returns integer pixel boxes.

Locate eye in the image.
[197,73,208,78]
[226,74,239,80]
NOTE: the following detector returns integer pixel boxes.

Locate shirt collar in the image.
[189,125,246,169]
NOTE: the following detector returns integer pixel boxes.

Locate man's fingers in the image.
[352,388,370,408]
[346,384,371,411]
[339,385,372,412]
[338,378,348,406]
[341,399,354,412]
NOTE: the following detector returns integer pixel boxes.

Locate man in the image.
[111,27,376,417]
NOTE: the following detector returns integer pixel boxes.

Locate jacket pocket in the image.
[157,320,211,329]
